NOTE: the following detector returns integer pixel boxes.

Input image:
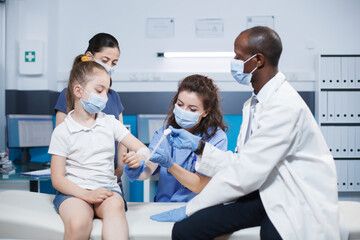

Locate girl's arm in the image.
[115,113,127,180]
[137,161,159,180]
[167,163,211,194]
[51,155,113,203]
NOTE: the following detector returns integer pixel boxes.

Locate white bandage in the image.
[136,147,151,160]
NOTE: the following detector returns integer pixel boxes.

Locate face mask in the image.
[231,54,258,85]
[173,104,203,129]
[79,86,108,114]
[95,60,115,76]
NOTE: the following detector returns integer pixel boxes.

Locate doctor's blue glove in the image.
[124,160,146,182]
[150,206,187,222]
[150,147,174,168]
[168,126,201,151]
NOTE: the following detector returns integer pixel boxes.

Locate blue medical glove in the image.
[150,147,174,168]
[124,160,146,182]
[150,206,187,222]
[167,126,201,151]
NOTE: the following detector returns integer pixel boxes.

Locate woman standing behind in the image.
[124,74,228,202]
[54,33,126,180]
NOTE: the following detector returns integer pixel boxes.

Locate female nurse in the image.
[125,74,228,202]
[54,32,126,181]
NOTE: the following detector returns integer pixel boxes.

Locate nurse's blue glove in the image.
[168,126,201,151]
[124,160,146,182]
[150,206,187,222]
[150,148,174,168]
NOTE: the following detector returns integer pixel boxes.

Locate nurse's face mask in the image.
[231,54,258,85]
[95,60,115,77]
[173,104,204,129]
[78,85,108,114]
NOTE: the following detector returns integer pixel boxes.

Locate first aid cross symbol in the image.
[25,51,35,62]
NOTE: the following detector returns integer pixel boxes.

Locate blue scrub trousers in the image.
[172,191,282,240]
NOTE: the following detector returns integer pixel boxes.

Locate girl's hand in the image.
[122,151,146,168]
[85,188,113,204]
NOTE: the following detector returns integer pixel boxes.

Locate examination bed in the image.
[0,190,359,240]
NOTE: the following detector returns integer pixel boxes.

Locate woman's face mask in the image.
[79,85,108,114]
[230,54,258,85]
[173,104,204,129]
[95,60,115,76]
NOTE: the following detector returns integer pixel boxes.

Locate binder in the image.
[356,57,360,88]
[347,160,356,191]
[327,126,334,155]
[341,57,349,88]
[335,160,347,191]
[319,91,328,122]
[327,92,335,122]
[327,57,335,88]
[337,92,345,122]
[334,127,342,157]
[356,92,360,122]
[320,57,328,88]
[348,92,356,122]
[357,127,360,157]
[355,160,360,191]
[348,126,356,157]
[340,127,348,157]
[348,57,356,88]
[333,57,342,88]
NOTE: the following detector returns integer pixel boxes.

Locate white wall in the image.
[5,0,360,92]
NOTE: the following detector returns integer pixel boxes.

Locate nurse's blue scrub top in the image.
[149,126,228,202]
[54,88,124,168]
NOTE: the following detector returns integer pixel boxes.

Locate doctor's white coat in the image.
[187,72,347,239]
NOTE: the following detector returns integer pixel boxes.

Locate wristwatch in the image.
[194,140,205,155]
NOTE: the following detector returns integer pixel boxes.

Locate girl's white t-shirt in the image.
[48,111,129,193]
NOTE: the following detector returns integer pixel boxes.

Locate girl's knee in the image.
[66,215,93,234]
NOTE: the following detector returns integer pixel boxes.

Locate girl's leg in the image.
[94,193,128,240]
[59,198,94,240]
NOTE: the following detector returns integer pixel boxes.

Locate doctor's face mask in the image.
[231,54,258,85]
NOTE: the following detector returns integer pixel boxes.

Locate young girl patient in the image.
[49,55,149,240]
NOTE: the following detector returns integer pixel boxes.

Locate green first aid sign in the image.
[25,51,36,62]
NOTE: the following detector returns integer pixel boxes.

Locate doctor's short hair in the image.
[242,26,282,67]
[166,74,227,140]
[85,33,120,55]
[66,54,108,112]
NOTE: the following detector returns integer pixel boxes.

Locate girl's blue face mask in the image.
[79,85,108,114]
[231,54,258,85]
[173,104,203,129]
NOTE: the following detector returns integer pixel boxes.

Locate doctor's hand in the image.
[167,126,201,151]
[124,160,146,182]
[150,147,174,168]
[150,206,187,222]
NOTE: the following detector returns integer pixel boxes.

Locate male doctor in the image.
[150,26,347,239]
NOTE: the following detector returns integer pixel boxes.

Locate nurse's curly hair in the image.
[166,74,227,140]
[66,54,108,112]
